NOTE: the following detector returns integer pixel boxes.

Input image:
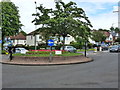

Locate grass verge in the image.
[77,48,95,52]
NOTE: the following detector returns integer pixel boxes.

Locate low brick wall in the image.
[13,55,85,62]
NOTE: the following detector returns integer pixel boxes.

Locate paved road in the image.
[2,52,118,88]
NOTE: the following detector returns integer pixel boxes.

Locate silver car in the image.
[60,46,76,53]
[15,48,28,54]
[109,45,120,52]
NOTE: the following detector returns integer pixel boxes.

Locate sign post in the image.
[48,39,54,62]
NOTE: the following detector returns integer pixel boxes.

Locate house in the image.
[26,30,43,46]
[26,28,118,47]
[90,29,120,45]
[90,30,114,45]
[103,31,112,44]
[9,32,26,46]
[110,31,119,42]
[26,30,75,46]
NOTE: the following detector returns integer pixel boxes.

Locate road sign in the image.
[55,50,62,55]
[48,39,54,46]
[101,42,104,45]
[0,40,2,43]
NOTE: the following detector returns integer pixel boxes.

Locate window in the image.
[39,36,42,39]
[31,36,32,39]
[66,37,69,40]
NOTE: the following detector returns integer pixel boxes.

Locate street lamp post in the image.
[113,1,120,37]
[118,1,120,38]
[34,1,37,50]
[84,41,87,57]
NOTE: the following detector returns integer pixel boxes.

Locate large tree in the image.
[32,1,92,48]
[0,0,23,44]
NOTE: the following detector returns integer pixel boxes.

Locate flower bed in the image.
[30,50,64,52]
[27,50,68,54]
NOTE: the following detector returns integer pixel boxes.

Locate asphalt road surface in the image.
[2,51,118,88]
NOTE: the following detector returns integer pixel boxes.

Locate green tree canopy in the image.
[0,1,23,43]
[32,1,92,47]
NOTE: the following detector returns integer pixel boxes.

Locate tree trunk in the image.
[58,36,60,44]
[63,36,66,50]
[45,39,48,48]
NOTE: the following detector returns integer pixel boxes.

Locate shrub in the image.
[115,38,120,43]
[55,44,63,50]
[87,43,94,49]
[2,50,7,54]
[70,42,83,49]
[15,44,28,50]
[25,46,35,50]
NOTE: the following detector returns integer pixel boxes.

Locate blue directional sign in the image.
[101,42,105,45]
[48,39,54,46]
[0,40,2,43]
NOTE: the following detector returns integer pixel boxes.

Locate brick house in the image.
[9,32,26,46]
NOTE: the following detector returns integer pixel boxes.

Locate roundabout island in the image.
[1,50,93,66]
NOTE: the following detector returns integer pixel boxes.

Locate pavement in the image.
[1,52,94,66]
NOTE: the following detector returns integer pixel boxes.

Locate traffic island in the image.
[1,55,93,66]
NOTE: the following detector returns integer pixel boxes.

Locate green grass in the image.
[13,53,83,57]
[55,53,83,56]
[77,48,95,52]
[2,50,7,54]
[13,53,50,57]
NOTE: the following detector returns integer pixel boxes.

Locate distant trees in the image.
[32,1,92,48]
[110,27,120,33]
[91,30,107,43]
[110,27,120,43]
[1,1,23,44]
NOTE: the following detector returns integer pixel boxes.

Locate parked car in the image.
[101,44,109,51]
[109,45,120,52]
[15,48,28,54]
[60,46,77,53]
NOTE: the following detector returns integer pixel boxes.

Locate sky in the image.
[3,0,119,34]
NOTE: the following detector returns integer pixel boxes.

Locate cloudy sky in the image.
[8,0,119,33]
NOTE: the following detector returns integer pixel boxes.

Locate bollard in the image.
[94,47,97,53]
[99,47,102,51]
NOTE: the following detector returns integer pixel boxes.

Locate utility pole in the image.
[84,41,87,57]
[113,1,120,37]
[118,1,120,30]
[34,1,37,50]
